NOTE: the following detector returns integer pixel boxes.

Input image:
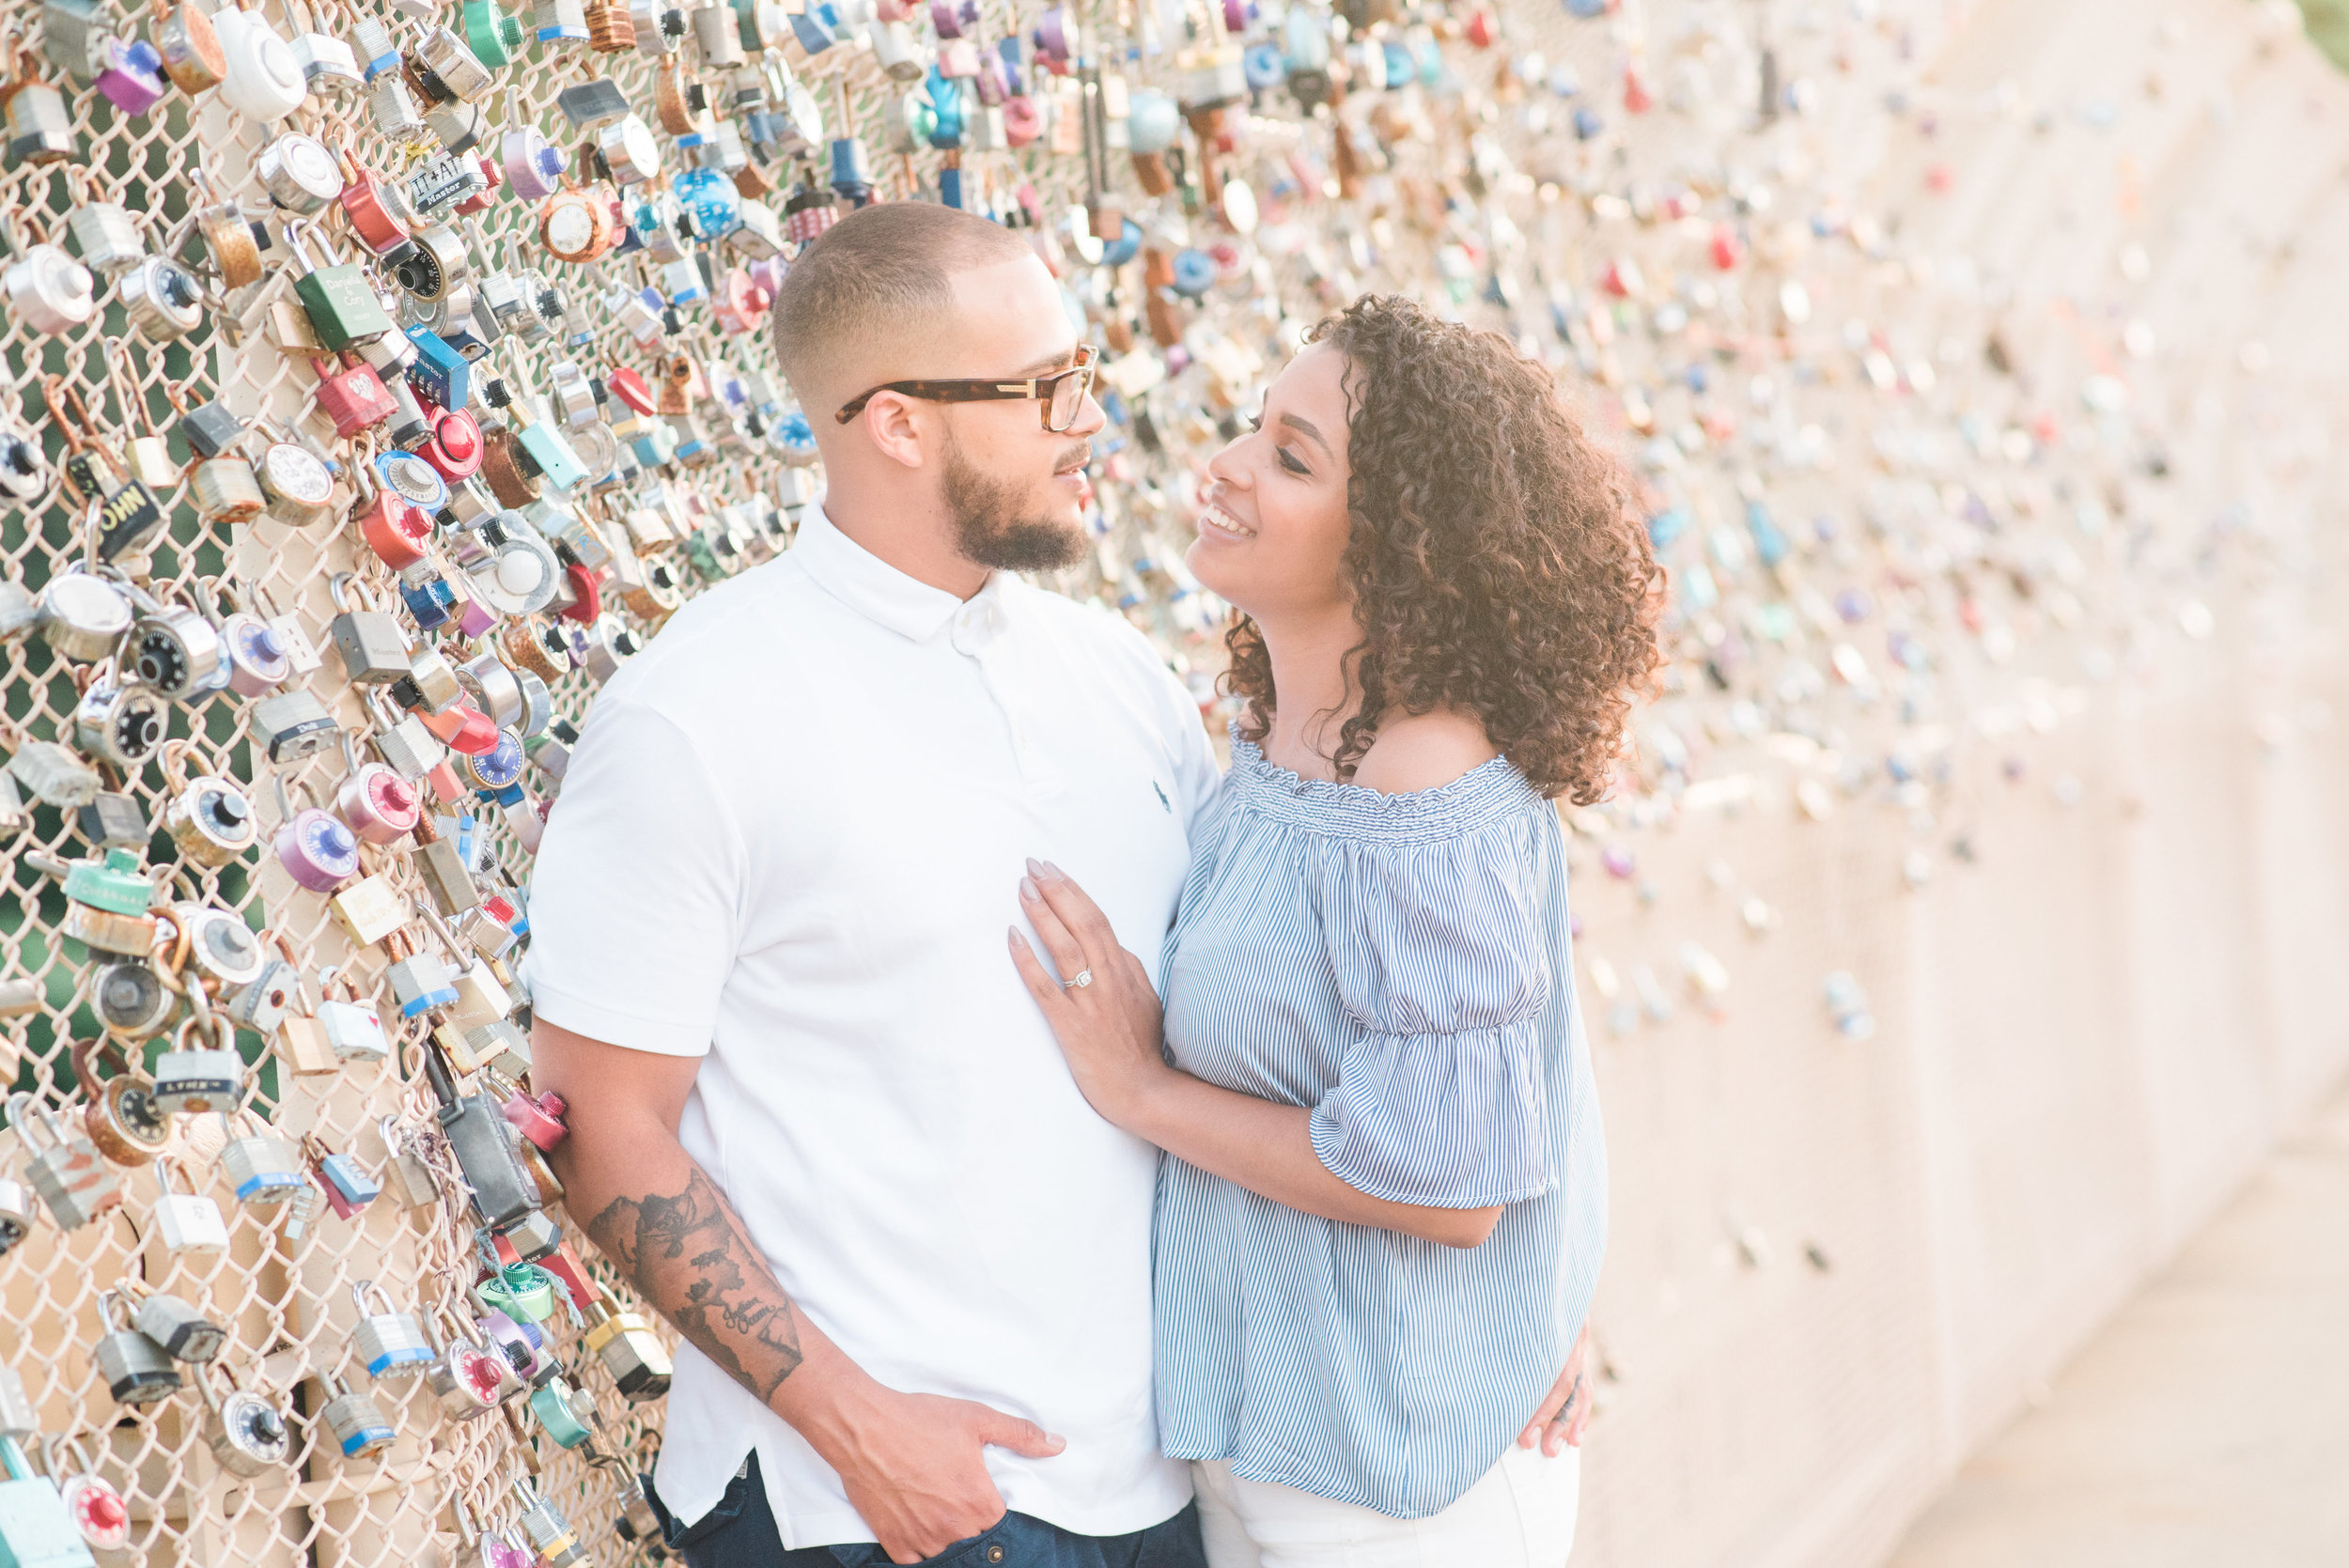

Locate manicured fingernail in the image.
[1007,926,1025,947]
[1025,857,1046,878]
[1019,876,1039,901]
[1041,861,1065,880]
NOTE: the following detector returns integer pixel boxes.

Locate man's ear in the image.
[862,392,928,471]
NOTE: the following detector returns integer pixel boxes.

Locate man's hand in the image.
[1517,1327,1595,1456]
[801,1380,1066,1565]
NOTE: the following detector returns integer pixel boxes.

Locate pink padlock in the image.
[1003,94,1042,147]
[95,37,169,116]
[336,732,423,845]
[502,125,564,201]
[500,1087,568,1153]
[272,777,361,892]
[928,0,962,38]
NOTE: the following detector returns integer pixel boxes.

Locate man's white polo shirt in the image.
[522,504,1217,1547]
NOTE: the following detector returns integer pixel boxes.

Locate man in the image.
[523,203,1220,1567]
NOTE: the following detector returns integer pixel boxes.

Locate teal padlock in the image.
[0,1435,96,1568]
[511,407,587,492]
[461,0,523,66]
[285,222,396,353]
[473,1264,556,1325]
[525,1374,593,1449]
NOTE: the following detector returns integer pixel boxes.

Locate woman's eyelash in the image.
[1278,449,1311,475]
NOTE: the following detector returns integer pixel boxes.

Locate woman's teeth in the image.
[1199,502,1255,539]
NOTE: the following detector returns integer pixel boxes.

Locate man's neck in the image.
[819,474,991,602]
[1255,604,1366,783]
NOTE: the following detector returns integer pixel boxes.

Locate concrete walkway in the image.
[1883,1086,2349,1567]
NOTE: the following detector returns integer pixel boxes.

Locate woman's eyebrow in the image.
[1280,413,1332,454]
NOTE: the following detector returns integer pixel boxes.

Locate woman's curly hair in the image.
[1221,295,1666,804]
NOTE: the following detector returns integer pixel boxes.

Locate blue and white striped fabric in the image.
[1152,728,1608,1521]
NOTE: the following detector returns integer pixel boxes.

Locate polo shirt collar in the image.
[794,499,1001,644]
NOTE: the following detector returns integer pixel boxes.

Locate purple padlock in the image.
[95,36,167,116]
[1221,0,1248,34]
[1031,7,1069,64]
[454,595,499,639]
[745,255,787,301]
[976,45,1009,104]
[502,126,564,201]
[272,777,362,892]
[928,0,961,37]
[476,1309,546,1384]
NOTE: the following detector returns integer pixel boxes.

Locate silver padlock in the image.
[93,1291,182,1405]
[8,1093,120,1230]
[0,1176,34,1257]
[214,1111,306,1208]
[70,659,167,773]
[131,1290,227,1362]
[174,904,269,993]
[0,1362,37,1436]
[65,203,146,277]
[150,1016,245,1117]
[510,1478,586,1567]
[377,1116,440,1210]
[225,958,301,1037]
[320,980,389,1063]
[120,254,208,343]
[5,733,102,808]
[350,1280,436,1380]
[129,586,226,699]
[196,1363,292,1477]
[424,1309,513,1420]
[150,1156,229,1256]
[317,1369,396,1462]
[250,689,341,764]
[91,959,177,1039]
[35,570,132,663]
[4,232,96,335]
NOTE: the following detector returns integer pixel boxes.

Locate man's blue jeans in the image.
[647,1452,1207,1568]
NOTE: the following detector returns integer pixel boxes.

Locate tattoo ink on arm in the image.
[586,1168,806,1402]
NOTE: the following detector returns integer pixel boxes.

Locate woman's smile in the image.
[1195,495,1257,541]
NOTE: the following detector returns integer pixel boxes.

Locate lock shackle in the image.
[350,1278,400,1320]
[152,1153,196,1199]
[69,1031,137,1091]
[6,1093,68,1153]
[96,1288,133,1333]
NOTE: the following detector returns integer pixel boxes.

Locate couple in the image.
[524,203,1662,1568]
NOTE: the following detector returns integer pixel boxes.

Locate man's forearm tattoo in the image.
[585,1168,805,1401]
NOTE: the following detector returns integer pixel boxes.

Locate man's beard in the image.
[941,429,1091,573]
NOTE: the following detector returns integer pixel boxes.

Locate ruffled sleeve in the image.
[1304,818,1558,1209]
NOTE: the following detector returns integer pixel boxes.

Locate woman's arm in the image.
[1010,863,1503,1250]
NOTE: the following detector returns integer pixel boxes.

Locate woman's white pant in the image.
[1190,1445,1580,1568]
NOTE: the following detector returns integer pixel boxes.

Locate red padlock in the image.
[537,1241,596,1312]
[500,1087,568,1152]
[420,699,500,756]
[357,484,434,570]
[420,404,485,481]
[604,365,657,416]
[337,150,415,257]
[453,149,505,216]
[1464,8,1497,46]
[1709,223,1742,272]
[556,563,601,625]
[310,353,397,437]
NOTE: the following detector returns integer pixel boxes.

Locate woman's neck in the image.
[1254,605,1365,783]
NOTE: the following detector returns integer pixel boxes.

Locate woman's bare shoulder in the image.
[1352,709,1501,795]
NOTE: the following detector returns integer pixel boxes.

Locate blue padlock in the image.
[405,327,471,412]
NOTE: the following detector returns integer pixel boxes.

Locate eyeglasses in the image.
[835,344,1100,433]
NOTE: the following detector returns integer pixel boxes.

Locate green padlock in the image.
[462,0,523,68]
[284,221,395,353]
[473,1263,557,1325]
[525,1374,594,1449]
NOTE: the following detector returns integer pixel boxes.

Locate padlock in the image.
[474,1310,545,1386]
[272,776,361,893]
[490,1205,562,1264]
[316,1370,396,1462]
[123,593,222,704]
[533,0,589,45]
[189,451,267,523]
[247,429,338,532]
[0,1364,36,1438]
[377,1116,440,1208]
[212,0,307,118]
[249,689,340,764]
[8,1094,121,1231]
[70,661,166,774]
[68,1037,170,1167]
[172,902,268,993]
[60,849,160,958]
[214,1110,306,1207]
[301,1135,380,1220]
[285,221,395,352]
[150,1157,229,1255]
[451,1497,535,1568]
[424,1310,513,1420]
[93,1291,181,1405]
[5,731,102,810]
[282,0,361,95]
[511,1478,586,1566]
[161,748,258,868]
[412,21,492,101]
[366,691,449,784]
[327,572,412,684]
[466,1019,533,1082]
[382,930,459,1017]
[318,971,391,1063]
[2,228,95,335]
[148,0,225,90]
[195,1363,291,1477]
[496,1084,565,1153]
[45,1436,130,1561]
[35,569,132,663]
[151,1015,245,1117]
[392,646,467,715]
[425,1047,535,1231]
[328,876,410,950]
[581,1288,672,1401]
[90,959,175,1040]
[309,352,397,439]
[73,790,147,849]
[525,1373,594,1448]
[0,1178,34,1258]
[350,1281,436,1380]
[0,1430,95,1568]
[410,815,481,915]
[131,1290,226,1363]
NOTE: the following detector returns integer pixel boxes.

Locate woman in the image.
[1008,296,1663,1566]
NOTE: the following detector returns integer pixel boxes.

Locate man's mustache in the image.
[1052,442,1093,474]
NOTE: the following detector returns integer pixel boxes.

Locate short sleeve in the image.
[519,697,744,1057]
[1305,825,1557,1208]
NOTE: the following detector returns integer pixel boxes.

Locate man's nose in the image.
[1070,388,1109,439]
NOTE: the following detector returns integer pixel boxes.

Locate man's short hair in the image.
[770,203,1034,411]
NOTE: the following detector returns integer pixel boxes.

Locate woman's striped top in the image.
[1151,728,1608,1520]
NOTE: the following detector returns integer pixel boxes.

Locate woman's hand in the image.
[1008,859,1174,1131]
[1516,1326,1595,1456]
